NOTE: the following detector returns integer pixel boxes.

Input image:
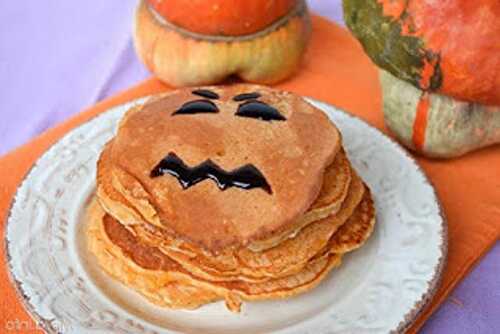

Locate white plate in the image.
[5,98,447,334]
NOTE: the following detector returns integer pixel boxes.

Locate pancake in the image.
[101,84,342,252]
[87,84,378,313]
[86,198,342,312]
[328,188,376,254]
[97,143,352,254]
[127,169,364,283]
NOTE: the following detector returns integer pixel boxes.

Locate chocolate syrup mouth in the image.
[150,152,272,194]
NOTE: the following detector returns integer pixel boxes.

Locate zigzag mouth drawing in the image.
[150,152,272,194]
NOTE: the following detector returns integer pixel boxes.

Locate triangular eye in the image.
[236,100,286,121]
[173,100,219,115]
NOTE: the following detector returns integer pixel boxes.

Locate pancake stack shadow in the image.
[86,85,376,312]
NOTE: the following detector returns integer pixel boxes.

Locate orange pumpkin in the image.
[344,0,500,158]
[134,0,311,86]
[344,0,500,105]
[147,0,296,36]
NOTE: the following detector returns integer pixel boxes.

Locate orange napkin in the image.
[1,16,499,333]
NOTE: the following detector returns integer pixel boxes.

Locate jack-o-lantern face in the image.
[150,89,290,194]
[106,85,340,249]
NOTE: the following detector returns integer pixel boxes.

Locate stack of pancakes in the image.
[86,84,376,312]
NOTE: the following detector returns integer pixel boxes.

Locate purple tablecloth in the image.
[0,1,498,333]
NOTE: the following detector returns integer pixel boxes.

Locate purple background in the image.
[0,1,498,333]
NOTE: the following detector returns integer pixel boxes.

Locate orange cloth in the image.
[0,16,499,333]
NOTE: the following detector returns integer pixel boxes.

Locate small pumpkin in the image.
[343,0,500,157]
[134,0,311,87]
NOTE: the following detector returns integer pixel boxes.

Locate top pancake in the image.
[103,84,341,251]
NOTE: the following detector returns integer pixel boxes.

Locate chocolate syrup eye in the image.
[236,100,286,121]
[233,92,261,102]
[173,99,219,115]
[192,89,219,100]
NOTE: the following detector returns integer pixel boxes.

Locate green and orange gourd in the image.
[343,0,500,158]
[134,0,311,87]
